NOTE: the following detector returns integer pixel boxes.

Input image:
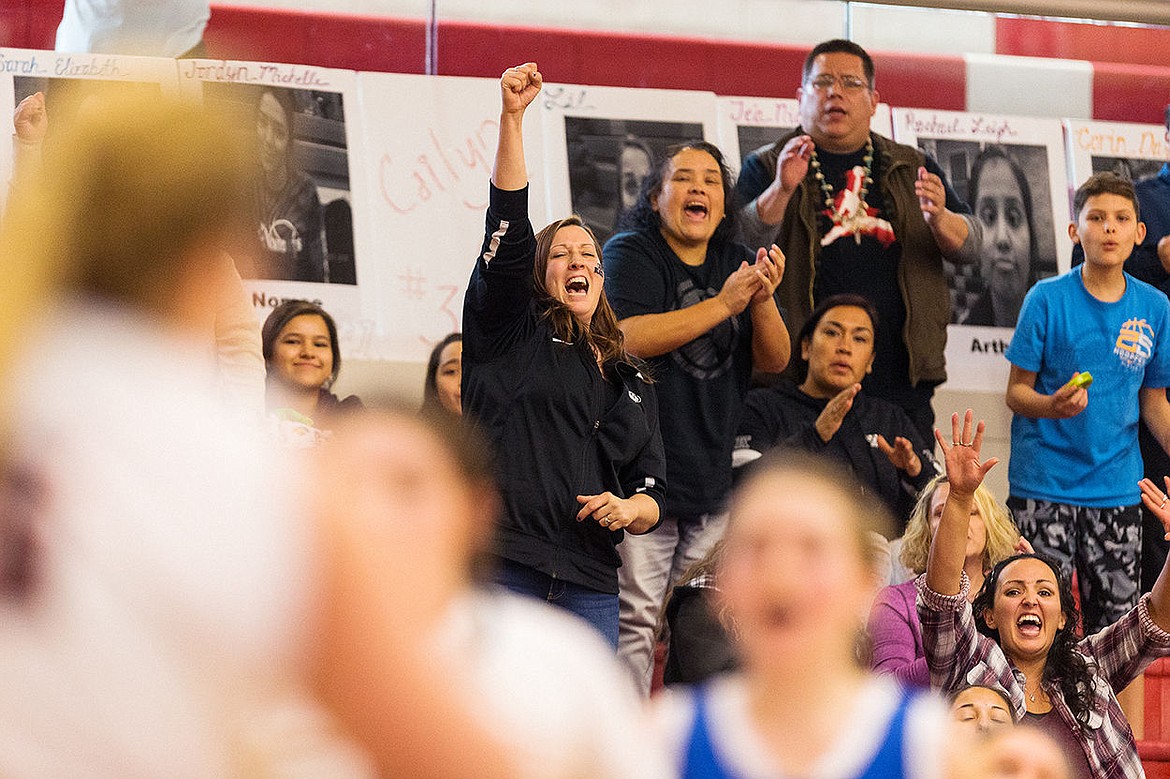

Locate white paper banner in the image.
[0,47,180,215]
[184,59,371,353]
[354,71,547,362]
[716,95,893,172]
[894,107,1072,392]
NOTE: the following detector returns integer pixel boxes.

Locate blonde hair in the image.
[899,474,1020,575]
[1,87,252,323]
[727,450,896,560]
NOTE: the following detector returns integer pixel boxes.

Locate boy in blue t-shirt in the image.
[1005,171,1170,633]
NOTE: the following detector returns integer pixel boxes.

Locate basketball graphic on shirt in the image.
[1114,317,1154,370]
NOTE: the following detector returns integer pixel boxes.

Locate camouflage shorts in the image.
[1006,497,1141,634]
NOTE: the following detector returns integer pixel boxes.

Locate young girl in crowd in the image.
[461,63,667,646]
[920,410,1170,778]
[421,331,463,417]
[653,452,948,778]
[868,472,1023,687]
[262,299,362,437]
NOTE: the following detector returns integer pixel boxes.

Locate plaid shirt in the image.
[917,572,1170,779]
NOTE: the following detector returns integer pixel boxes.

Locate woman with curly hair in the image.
[868,472,1024,686]
[462,63,667,646]
[918,410,1170,779]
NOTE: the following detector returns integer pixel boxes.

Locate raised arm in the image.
[1141,477,1170,633]
[748,135,813,230]
[11,91,46,189]
[463,64,543,355]
[915,165,972,259]
[925,410,999,597]
[746,244,791,373]
[492,63,541,192]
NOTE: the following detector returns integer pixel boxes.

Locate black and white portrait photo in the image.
[202,82,356,285]
[15,75,159,137]
[736,124,796,169]
[564,116,703,245]
[919,139,1058,328]
[1091,155,1164,183]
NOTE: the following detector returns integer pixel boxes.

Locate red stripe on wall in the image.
[205,7,427,72]
[872,50,966,112]
[434,20,808,96]
[997,16,1170,70]
[0,0,61,50]
[1092,62,1170,124]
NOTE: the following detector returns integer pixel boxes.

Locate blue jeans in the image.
[494,558,619,649]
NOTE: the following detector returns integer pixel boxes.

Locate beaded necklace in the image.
[809,137,895,248]
[810,137,875,217]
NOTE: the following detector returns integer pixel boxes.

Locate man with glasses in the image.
[735,39,981,440]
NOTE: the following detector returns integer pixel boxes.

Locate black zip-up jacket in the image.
[734,380,936,530]
[463,185,667,594]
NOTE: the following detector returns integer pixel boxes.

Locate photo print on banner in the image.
[179,60,370,350]
[0,47,179,215]
[893,108,1071,392]
[200,80,355,286]
[541,82,720,247]
[564,117,703,246]
[921,139,1057,328]
[1065,118,1169,201]
[14,75,161,128]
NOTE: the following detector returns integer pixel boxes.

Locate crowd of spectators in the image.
[9,26,1170,778]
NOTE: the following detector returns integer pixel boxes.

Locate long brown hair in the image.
[532,216,634,370]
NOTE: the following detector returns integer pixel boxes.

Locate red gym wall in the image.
[3,2,1170,123]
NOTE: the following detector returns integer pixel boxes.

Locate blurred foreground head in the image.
[309,403,512,776]
[718,451,894,674]
[950,725,1071,779]
[0,87,254,338]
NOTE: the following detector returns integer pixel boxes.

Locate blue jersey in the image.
[1006,265,1170,506]
[680,684,914,779]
